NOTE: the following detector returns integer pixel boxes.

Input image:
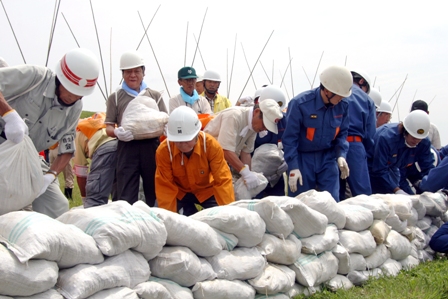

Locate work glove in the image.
[258,130,268,138]
[37,173,56,198]
[395,189,409,195]
[114,127,134,142]
[2,110,29,144]
[337,157,350,179]
[238,96,253,106]
[277,142,283,151]
[239,165,259,190]
[288,169,303,193]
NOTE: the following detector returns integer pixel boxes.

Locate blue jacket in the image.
[400,145,438,193]
[420,154,448,192]
[283,87,349,171]
[368,123,433,193]
[429,222,448,253]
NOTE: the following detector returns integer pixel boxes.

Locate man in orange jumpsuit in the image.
[155,106,235,215]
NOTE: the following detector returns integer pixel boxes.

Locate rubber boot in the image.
[64,187,73,200]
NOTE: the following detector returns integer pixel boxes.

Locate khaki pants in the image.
[49,148,74,188]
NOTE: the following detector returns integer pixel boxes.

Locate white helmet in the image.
[203,70,221,82]
[351,69,372,94]
[369,88,382,108]
[254,86,266,100]
[377,100,392,114]
[319,65,352,97]
[258,85,288,110]
[196,74,204,82]
[167,106,201,142]
[403,110,430,139]
[120,51,144,70]
[55,48,99,96]
[0,57,8,68]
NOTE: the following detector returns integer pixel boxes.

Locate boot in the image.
[64,188,73,200]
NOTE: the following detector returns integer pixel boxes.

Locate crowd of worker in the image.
[0,49,447,222]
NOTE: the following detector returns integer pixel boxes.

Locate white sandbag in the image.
[417,216,432,231]
[347,268,383,286]
[409,195,426,220]
[412,227,427,250]
[399,255,420,270]
[57,250,150,299]
[0,243,58,297]
[248,263,296,295]
[252,143,285,184]
[121,94,168,140]
[192,279,255,299]
[190,205,266,247]
[432,216,445,228]
[137,204,221,257]
[338,251,366,275]
[339,204,374,231]
[289,251,338,287]
[385,230,412,260]
[256,233,302,265]
[264,195,328,238]
[407,208,419,227]
[418,249,434,262]
[212,228,238,251]
[338,230,376,257]
[425,225,439,239]
[296,190,346,229]
[410,242,419,259]
[324,275,354,291]
[385,212,408,233]
[14,289,63,299]
[380,258,402,277]
[57,200,167,259]
[148,277,193,299]
[370,219,391,245]
[254,293,289,299]
[229,198,294,239]
[206,247,266,280]
[300,224,339,255]
[149,246,214,287]
[372,193,413,221]
[0,136,43,215]
[364,244,390,269]
[234,172,269,200]
[87,287,139,299]
[339,194,391,220]
[443,210,448,223]
[332,244,350,275]
[286,284,321,298]
[133,281,173,299]
[0,211,103,268]
[419,192,447,217]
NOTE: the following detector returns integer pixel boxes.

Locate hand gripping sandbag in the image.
[121,95,169,140]
[0,136,43,215]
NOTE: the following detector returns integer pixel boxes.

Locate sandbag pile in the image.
[0,190,447,298]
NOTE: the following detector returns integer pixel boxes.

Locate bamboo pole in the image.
[193,34,207,71]
[259,61,273,85]
[227,34,237,98]
[302,66,312,88]
[184,22,189,67]
[0,0,26,63]
[135,4,160,51]
[241,42,257,90]
[45,0,61,67]
[311,51,324,88]
[191,7,208,67]
[289,47,294,96]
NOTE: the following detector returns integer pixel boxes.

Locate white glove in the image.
[238,96,253,105]
[2,110,29,144]
[395,189,409,195]
[37,173,56,198]
[288,169,303,193]
[258,130,268,138]
[239,165,259,190]
[114,127,134,142]
[337,157,350,179]
[277,142,283,150]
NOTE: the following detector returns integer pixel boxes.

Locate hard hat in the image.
[403,110,430,139]
[319,65,352,97]
[202,70,221,82]
[351,69,372,94]
[377,100,392,114]
[196,74,204,82]
[119,50,145,70]
[253,86,266,100]
[369,88,382,108]
[258,85,288,110]
[55,48,99,96]
[0,57,8,68]
[167,106,201,142]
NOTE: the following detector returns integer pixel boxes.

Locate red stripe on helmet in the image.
[60,55,98,87]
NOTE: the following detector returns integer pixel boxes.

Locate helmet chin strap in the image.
[325,92,336,107]
[404,139,417,148]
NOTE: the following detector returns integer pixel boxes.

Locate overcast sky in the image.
[1,0,447,145]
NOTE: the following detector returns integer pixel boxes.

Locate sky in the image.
[1,0,448,145]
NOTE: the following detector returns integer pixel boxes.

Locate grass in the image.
[293,257,448,299]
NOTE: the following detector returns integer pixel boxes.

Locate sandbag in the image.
[289,251,338,287]
[0,211,103,268]
[380,258,402,277]
[190,205,266,247]
[149,246,215,287]
[324,274,354,291]
[57,200,167,259]
[370,219,391,244]
[385,230,412,260]
[256,233,302,265]
[300,224,339,255]
[212,228,238,251]
[407,208,419,227]
[248,263,296,295]
[0,136,43,215]
[133,281,173,299]
[333,244,366,275]
[399,255,420,270]
[296,190,346,229]
[0,243,58,297]
[409,194,426,220]
[192,279,255,299]
[14,289,63,299]
[87,287,139,299]
[420,191,447,217]
[265,195,328,238]
[372,193,413,221]
[364,244,390,269]
[234,172,268,200]
[252,143,285,186]
[339,195,390,220]
[338,230,376,257]
[229,198,294,239]
[339,204,374,231]
[121,94,168,140]
[57,250,150,299]
[416,216,432,231]
[347,268,383,286]
[286,284,321,298]
[137,204,222,257]
[385,212,407,233]
[147,277,193,299]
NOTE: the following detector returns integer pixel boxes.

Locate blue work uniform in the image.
[429,222,448,253]
[439,144,448,160]
[283,87,349,202]
[340,85,376,199]
[419,152,448,192]
[253,113,287,198]
[368,123,433,194]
